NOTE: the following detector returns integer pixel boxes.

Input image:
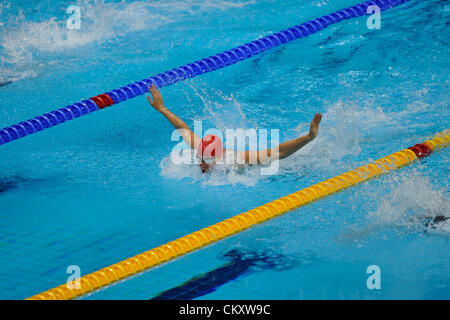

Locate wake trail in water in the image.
[0,0,256,83]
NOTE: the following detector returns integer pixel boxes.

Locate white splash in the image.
[0,0,256,81]
[281,101,365,173]
[368,169,450,234]
[160,153,263,187]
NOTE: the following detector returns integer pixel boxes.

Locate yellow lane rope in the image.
[28,130,449,300]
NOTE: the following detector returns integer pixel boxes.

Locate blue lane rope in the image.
[0,0,411,146]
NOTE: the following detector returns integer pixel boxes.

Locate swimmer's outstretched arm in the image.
[240,113,322,164]
[146,85,201,150]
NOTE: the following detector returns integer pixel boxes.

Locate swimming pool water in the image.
[0,0,449,300]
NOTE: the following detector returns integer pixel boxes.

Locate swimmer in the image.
[146,85,322,173]
[422,215,449,229]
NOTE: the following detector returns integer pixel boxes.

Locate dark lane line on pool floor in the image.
[150,249,305,300]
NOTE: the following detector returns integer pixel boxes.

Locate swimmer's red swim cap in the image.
[197,134,223,159]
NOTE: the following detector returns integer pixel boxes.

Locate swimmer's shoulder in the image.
[222,149,246,165]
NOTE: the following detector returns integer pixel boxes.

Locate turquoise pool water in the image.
[0,0,449,300]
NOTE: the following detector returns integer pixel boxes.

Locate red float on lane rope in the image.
[407,143,433,159]
[90,93,114,109]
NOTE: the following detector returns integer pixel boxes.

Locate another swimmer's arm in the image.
[240,113,322,164]
[146,85,201,150]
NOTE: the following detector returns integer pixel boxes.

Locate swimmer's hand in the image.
[308,113,322,140]
[146,84,165,111]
